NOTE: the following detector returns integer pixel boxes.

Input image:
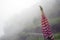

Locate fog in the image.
[0,0,60,40]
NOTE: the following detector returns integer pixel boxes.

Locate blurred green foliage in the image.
[54,33,60,40]
[28,33,60,40]
[50,17,60,24]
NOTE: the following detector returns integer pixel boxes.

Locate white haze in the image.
[0,0,59,39]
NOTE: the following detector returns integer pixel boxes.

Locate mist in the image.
[0,0,60,40]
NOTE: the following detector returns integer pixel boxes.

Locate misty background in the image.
[0,0,60,40]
